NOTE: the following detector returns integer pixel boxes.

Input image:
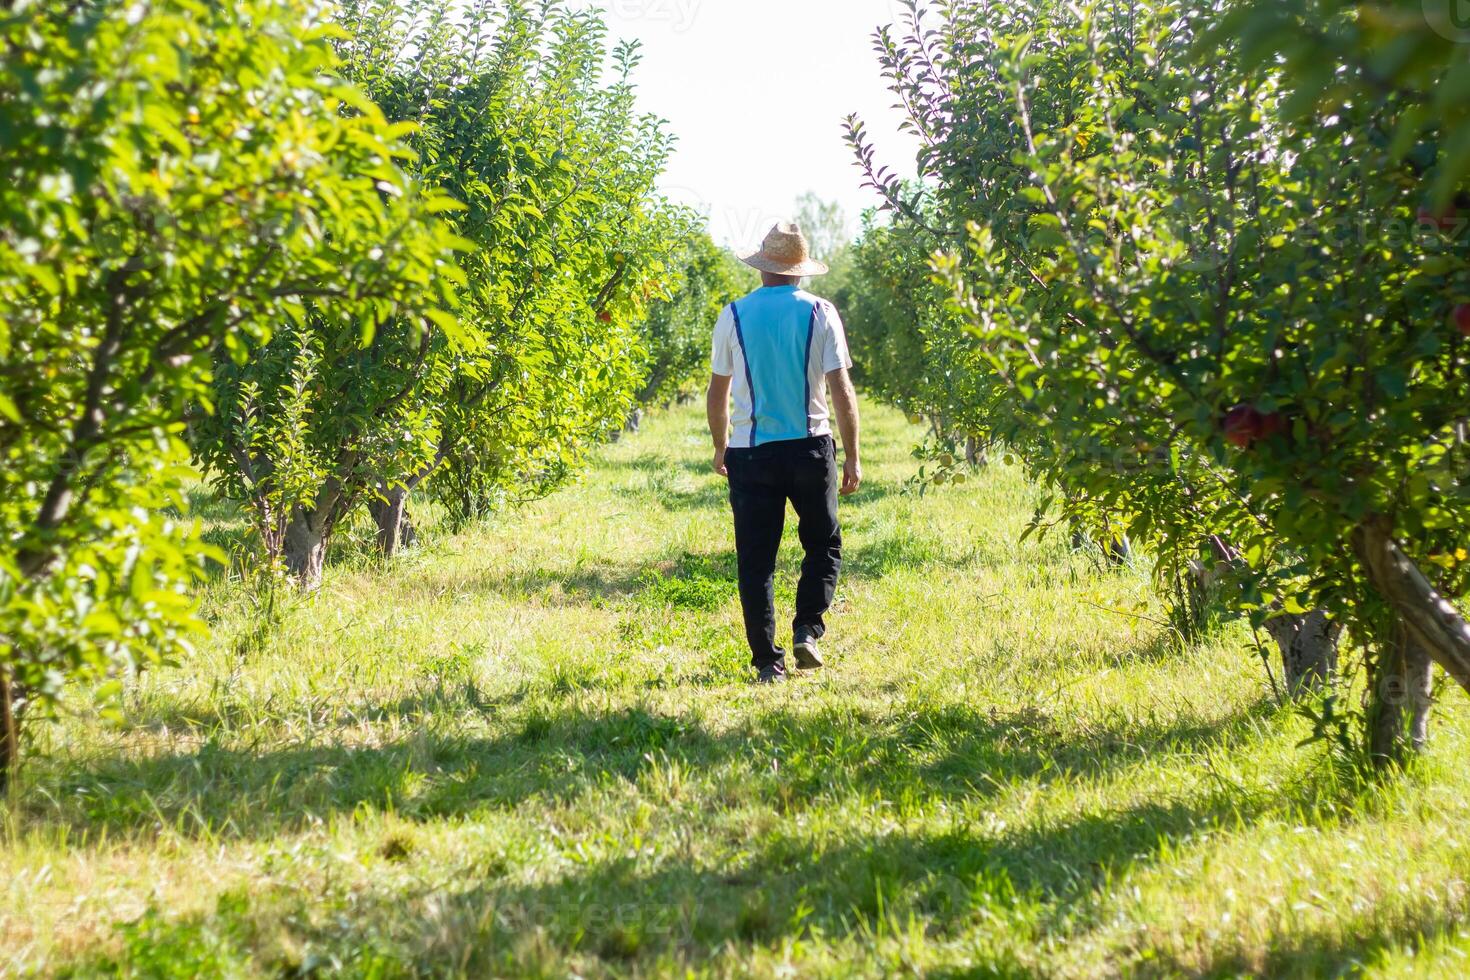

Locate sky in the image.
[575,0,921,251]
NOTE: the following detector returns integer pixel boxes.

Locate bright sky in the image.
[578,0,921,250]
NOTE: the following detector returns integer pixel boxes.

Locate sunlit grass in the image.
[3,401,1468,977]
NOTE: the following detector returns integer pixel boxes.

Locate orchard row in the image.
[0,0,750,784]
[836,0,1470,765]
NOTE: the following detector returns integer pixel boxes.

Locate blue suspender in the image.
[730,302,757,446]
[804,305,817,437]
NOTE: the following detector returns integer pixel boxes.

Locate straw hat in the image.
[740,222,829,277]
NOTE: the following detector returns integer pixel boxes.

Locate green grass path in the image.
[4,401,1469,977]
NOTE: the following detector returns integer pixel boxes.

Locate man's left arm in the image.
[828,367,861,495]
[819,302,860,495]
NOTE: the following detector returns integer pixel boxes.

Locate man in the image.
[707,222,862,684]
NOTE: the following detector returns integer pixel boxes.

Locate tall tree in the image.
[850,0,1469,762]
[794,192,852,263]
[0,0,462,784]
[194,0,688,573]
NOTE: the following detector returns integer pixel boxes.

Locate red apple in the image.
[1258,411,1288,439]
[1455,303,1470,337]
[597,310,612,323]
[1223,404,1264,449]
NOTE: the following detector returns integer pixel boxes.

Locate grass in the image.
[3,400,1469,977]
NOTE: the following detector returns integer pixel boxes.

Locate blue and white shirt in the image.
[711,285,853,449]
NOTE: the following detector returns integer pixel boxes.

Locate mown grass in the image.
[3,400,1468,978]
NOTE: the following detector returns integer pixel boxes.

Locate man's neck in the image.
[760,273,802,288]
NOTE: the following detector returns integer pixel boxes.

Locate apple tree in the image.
[834,197,999,467]
[0,0,461,784]
[853,0,1469,763]
[194,0,686,572]
[1218,0,1470,754]
[367,0,686,535]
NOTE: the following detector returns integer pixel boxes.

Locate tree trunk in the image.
[0,665,16,794]
[1368,623,1435,767]
[283,509,328,591]
[369,487,417,558]
[1407,637,1433,751]
[1069,528,1131,565]
[624,408,644,434]
[965,435,988,468]
[1104,534,1131,565]
[1352,519,1470,696]
[1263,610,1340,697]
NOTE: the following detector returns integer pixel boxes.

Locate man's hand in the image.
[840,456,862,496]
[707,373,732,479]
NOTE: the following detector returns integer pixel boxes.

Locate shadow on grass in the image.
[413,519,979,613]
[606,451,911,511]
[426,795,1256,971]
[28,693,1278,843]
[1142,906,1470,978]
[116,673,508,741]
[58,778,1459,979]
[35,689,1396,976]
[413,550,740,608]
[632,477,910,515]
[63,764,1375,977]
[48,692,1456,978]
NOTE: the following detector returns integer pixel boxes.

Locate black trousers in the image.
[725,435,842,669]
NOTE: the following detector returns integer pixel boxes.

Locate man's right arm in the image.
[827,367,861,495]
[708,305,737,477]
[707,373,732,477]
